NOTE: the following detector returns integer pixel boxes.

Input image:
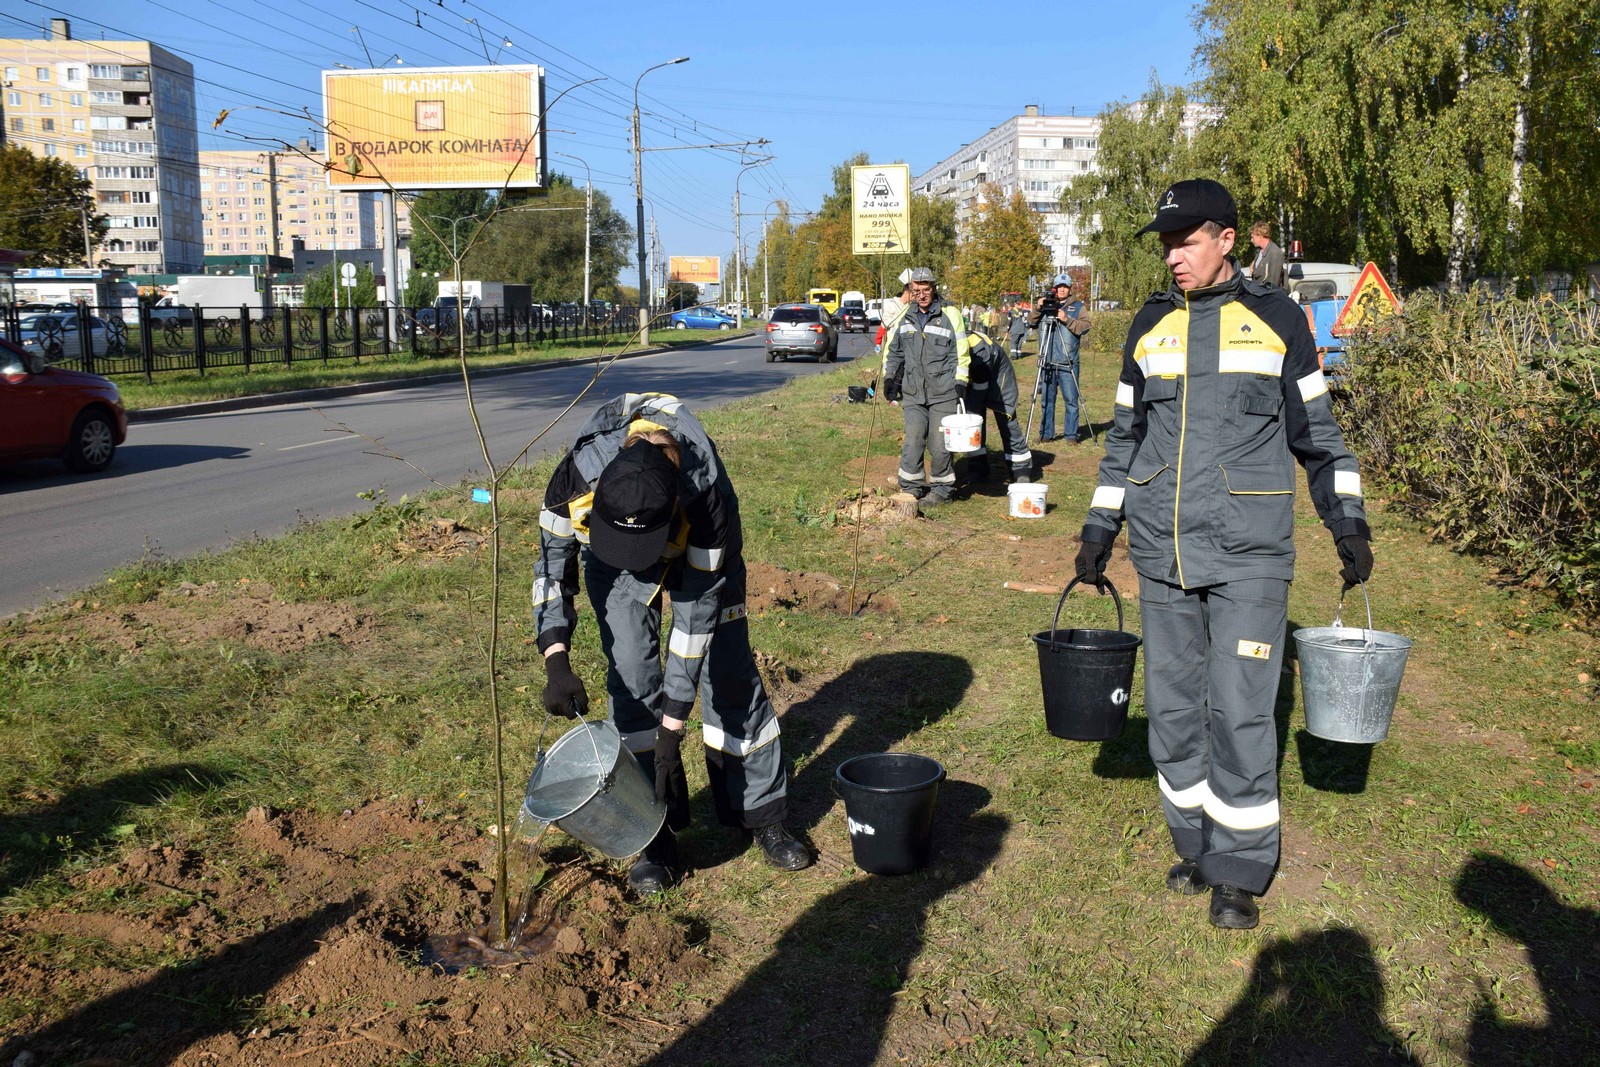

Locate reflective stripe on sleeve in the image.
[1297,370,1329,402]
[1334,470,1362,497]
[532,577,563,605]
[640,394,682,415]
[1203,794,1281,831]
[539,508,574,537]
[1137,351,1187,377]
[1090,485,1126,511]
[1158,773,1209,810]
[1218,349,1285,376]
[687,545,725,571]
[668,628,714,659]
[1116,381,1135,408]
[702,716,781,757]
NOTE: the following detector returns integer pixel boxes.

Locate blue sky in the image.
[14,0,1201,272]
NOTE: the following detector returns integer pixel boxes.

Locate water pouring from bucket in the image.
[1293,582,1411,744]
[1032,576,1142,741]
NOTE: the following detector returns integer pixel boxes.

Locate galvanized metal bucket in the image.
[521,717,665,859]
[1293,584,1411,744]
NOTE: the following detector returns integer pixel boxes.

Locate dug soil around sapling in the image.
[0,801,707,1066]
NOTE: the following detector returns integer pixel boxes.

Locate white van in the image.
[1284,262,1362,304]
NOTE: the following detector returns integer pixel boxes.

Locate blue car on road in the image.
[668,305,735,331]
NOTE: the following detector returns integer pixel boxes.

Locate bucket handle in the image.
[1047,575,1124,652]
[1331,580,1376,648]
[532,697,611,792]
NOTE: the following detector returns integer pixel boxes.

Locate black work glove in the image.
[1336,535,1374,592]
[654,723,691,831]
[884,375,903,403]
[541,650,588,719]
[1075,529,1114,592]
[955,381,969,408]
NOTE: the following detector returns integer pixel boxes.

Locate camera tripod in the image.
[1022,313,1098,445]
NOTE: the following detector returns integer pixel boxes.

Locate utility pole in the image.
[81,205,93,267]
[632,56,690,346]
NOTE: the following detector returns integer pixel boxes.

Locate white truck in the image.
[436,281,533,317]
[175,274,269,316]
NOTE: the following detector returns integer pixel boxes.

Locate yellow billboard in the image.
[668,256,722,284]
[322,65,545,190]
[851,163,911,255]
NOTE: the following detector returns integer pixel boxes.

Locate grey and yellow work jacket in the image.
[882,297,970,404]
[533,393,743,709]
[1083,268,1370,588]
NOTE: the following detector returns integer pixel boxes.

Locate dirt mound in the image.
[0,801,705,1066]
[831,488,920,526]
[63,580,372,655]
[746,562,895,615]
[391,517,488,561]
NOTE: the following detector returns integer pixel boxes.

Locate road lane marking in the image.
[278,434,367,451]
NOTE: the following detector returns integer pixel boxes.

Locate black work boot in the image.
[1208,884,1260,929]
[1166,859,1205,896]
[751,824,812,871]
[628,830,679,899]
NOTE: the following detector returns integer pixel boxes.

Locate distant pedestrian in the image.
[1247,221,1287,291]
[1007,303,1029,356]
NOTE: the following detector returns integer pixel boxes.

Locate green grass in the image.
[112,326,757,411]
[2,343,1597,1063]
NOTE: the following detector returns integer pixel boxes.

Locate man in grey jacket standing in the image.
[1247,220,1287,291]
[1074,179,1374,930]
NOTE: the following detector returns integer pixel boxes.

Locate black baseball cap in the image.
[589,440,680,572]
[1136,178,1239,235]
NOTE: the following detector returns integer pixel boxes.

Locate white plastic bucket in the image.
[940,401,983,454]
[1008,481,1047,518]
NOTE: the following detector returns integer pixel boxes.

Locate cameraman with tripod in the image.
[1030,273,1091,443]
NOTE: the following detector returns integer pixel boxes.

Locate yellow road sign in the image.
[851,164,911,256]
[1332,262,1402,336]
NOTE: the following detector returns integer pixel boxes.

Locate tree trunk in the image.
[1446,43,1472,293]
[1508,12,1532,273]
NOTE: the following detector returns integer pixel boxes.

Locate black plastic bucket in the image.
[1032,576,1141,741]
[834,753,945,875]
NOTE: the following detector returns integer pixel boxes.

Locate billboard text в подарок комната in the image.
[322,65,546,190]
[851,163,910,256]
[668,256,722,284]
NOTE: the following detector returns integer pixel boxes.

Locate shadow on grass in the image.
[0,763,232,895]
[0,899,356,1066]
[1182,926,1417,1066]
[644,781,1005,1067]
[1454,853,1600,1062]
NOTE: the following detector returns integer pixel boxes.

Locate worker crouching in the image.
[533,393,812,897]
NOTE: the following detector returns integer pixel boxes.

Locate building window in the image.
[44,143,57,156]
[253,197,265,206]
[90,90,119,103]
[38,92,53,107]
[221,243,231,251]
[69,92,82,106]
[5,92,19,107]
[75,144,87,157]
[66,67,81,81]
[90,64,120,78]
[36,68,50,81]
[41,118,55,131]
[132,191,152,203]
[71,118,84,131]
[7,118,20,133]
[3,67,16,80]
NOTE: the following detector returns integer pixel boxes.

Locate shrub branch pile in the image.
[1343,291,1600,611]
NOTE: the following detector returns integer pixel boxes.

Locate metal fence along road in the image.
[2,304,673,381]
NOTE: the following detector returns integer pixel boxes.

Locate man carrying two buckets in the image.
[1074,179,1375,930]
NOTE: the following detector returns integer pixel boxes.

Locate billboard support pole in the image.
[384,190,402,342]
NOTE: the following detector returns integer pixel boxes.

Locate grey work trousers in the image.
[897,397,959,500]
[1138,574,1288,895]
[584,555,788,830]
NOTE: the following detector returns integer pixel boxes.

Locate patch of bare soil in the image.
[829,488,920,527]
[0,801,705,1067]
[984,531,1140,603]
[63,581,373,655]
[746,562,896,616]
[390,517,487,562]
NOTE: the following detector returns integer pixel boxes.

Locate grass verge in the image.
[2,345,1597,1064]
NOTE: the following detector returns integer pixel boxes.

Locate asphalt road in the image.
[1,330,879,618]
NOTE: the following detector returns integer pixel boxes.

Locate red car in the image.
[0,336,128,472]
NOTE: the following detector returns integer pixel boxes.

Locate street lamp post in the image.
[632,56,689,346]
[732,156,770,330]
[554,152,593,326]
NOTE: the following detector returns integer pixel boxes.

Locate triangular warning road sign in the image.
[1331,262,1402,336]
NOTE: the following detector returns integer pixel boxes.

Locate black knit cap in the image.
[1136,178,1239,235]
[589,440,679,572]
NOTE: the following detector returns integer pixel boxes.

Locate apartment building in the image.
[0,18,203,273]
[914,103,1214,270]
[199,145,379,258]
